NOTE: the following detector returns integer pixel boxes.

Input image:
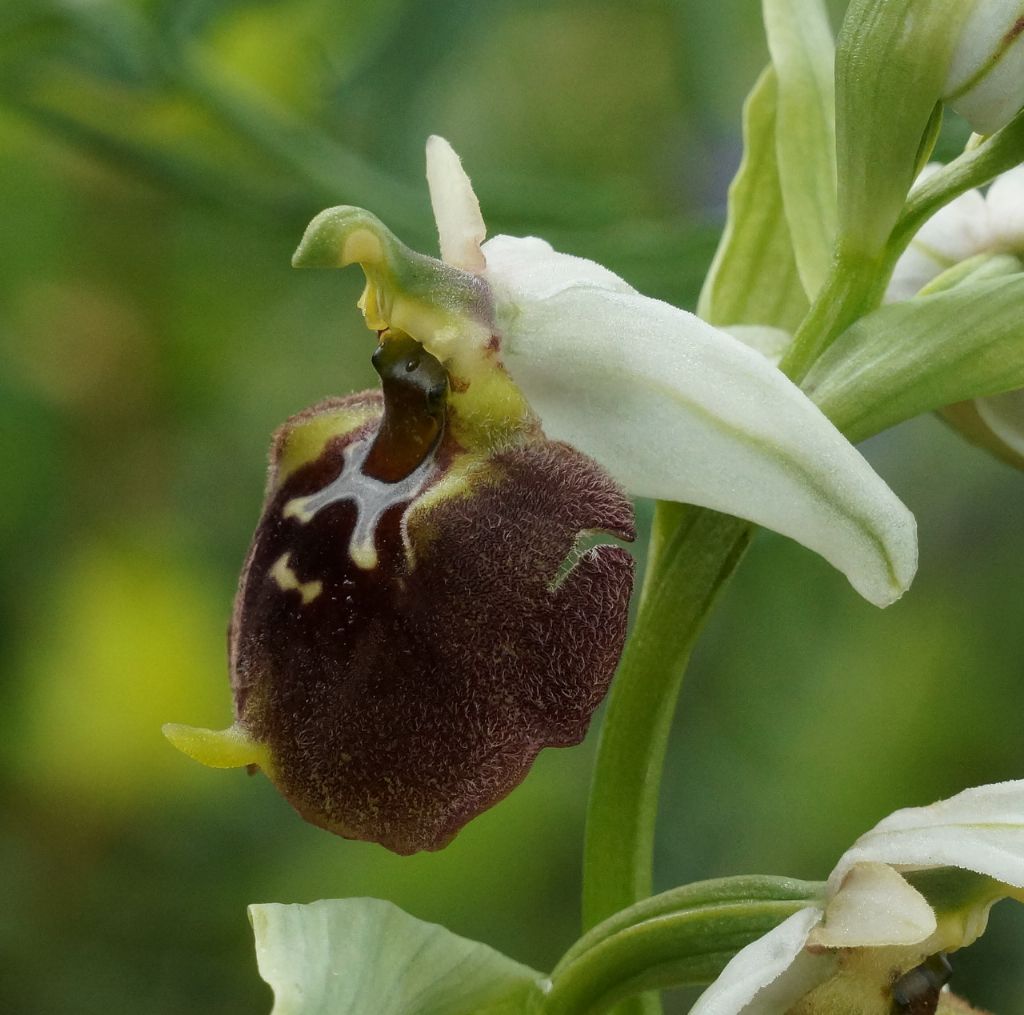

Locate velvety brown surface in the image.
[228,386,636,854]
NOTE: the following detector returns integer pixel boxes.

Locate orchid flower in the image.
[690,781,1024,1015]
[887,164,1024,466]
[164,138,916,854]
[422,138,916,608]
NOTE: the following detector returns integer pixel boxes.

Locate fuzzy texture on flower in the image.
[225,391,635,854]
[944,0,1024,135]
[690,781,1024,1015]
[165,137,919,851]
[167,335,636,854]
[888,163,1024,464]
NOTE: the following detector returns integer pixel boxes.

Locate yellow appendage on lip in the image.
[161,721,268,770]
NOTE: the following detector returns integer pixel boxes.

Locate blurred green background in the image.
[1,1,1023,1012]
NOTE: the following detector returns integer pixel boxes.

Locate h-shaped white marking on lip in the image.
[282,438,436,570]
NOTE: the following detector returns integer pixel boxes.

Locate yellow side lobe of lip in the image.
[162,722,267,770]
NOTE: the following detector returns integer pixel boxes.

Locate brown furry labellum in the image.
[227,335,635,854]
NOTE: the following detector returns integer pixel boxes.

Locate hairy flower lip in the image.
[232,407,637,854]
[168,360,637,854]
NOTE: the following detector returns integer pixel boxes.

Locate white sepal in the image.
[723,325,792,365]
[688,908,826,1015]
[811,862,935,948]
[830,780,1024,893]
[484,234,635,297]
[486,236,918,608]
[425,135,487,273]
[945,0,1024,135]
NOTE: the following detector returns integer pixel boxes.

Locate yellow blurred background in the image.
[1,1,1022,1011]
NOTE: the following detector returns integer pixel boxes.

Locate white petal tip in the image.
[425,135,487,273]
[856,510,918,609]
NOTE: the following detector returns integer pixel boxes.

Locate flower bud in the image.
[885,164,1024,471]
[944,1,1024,135]
[834,0,1024,257]
[167,331,635,854]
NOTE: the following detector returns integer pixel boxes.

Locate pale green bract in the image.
[762,0,837,300]
[804,274,1024,443]
[835,0,969,257]
[249,898,543,1015]
[834,0,1024,260]
[697,66,808,332]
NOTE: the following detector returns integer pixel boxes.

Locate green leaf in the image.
[763,0,837,299]
[834,0,969,258]
[697,66,808,331]
[543,876,823,1015]
[249,899,543,1015]
[804,275,1024,443]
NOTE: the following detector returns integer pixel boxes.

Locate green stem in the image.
[778,248,881,382]
[546,877,822,1015]
[581,505,753,1004]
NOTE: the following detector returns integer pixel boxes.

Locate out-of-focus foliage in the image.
[0,1,1021,1013]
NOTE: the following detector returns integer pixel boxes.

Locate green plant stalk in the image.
[581,504,753,1015]
[778,247,882,382]
[566,875,821,970]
